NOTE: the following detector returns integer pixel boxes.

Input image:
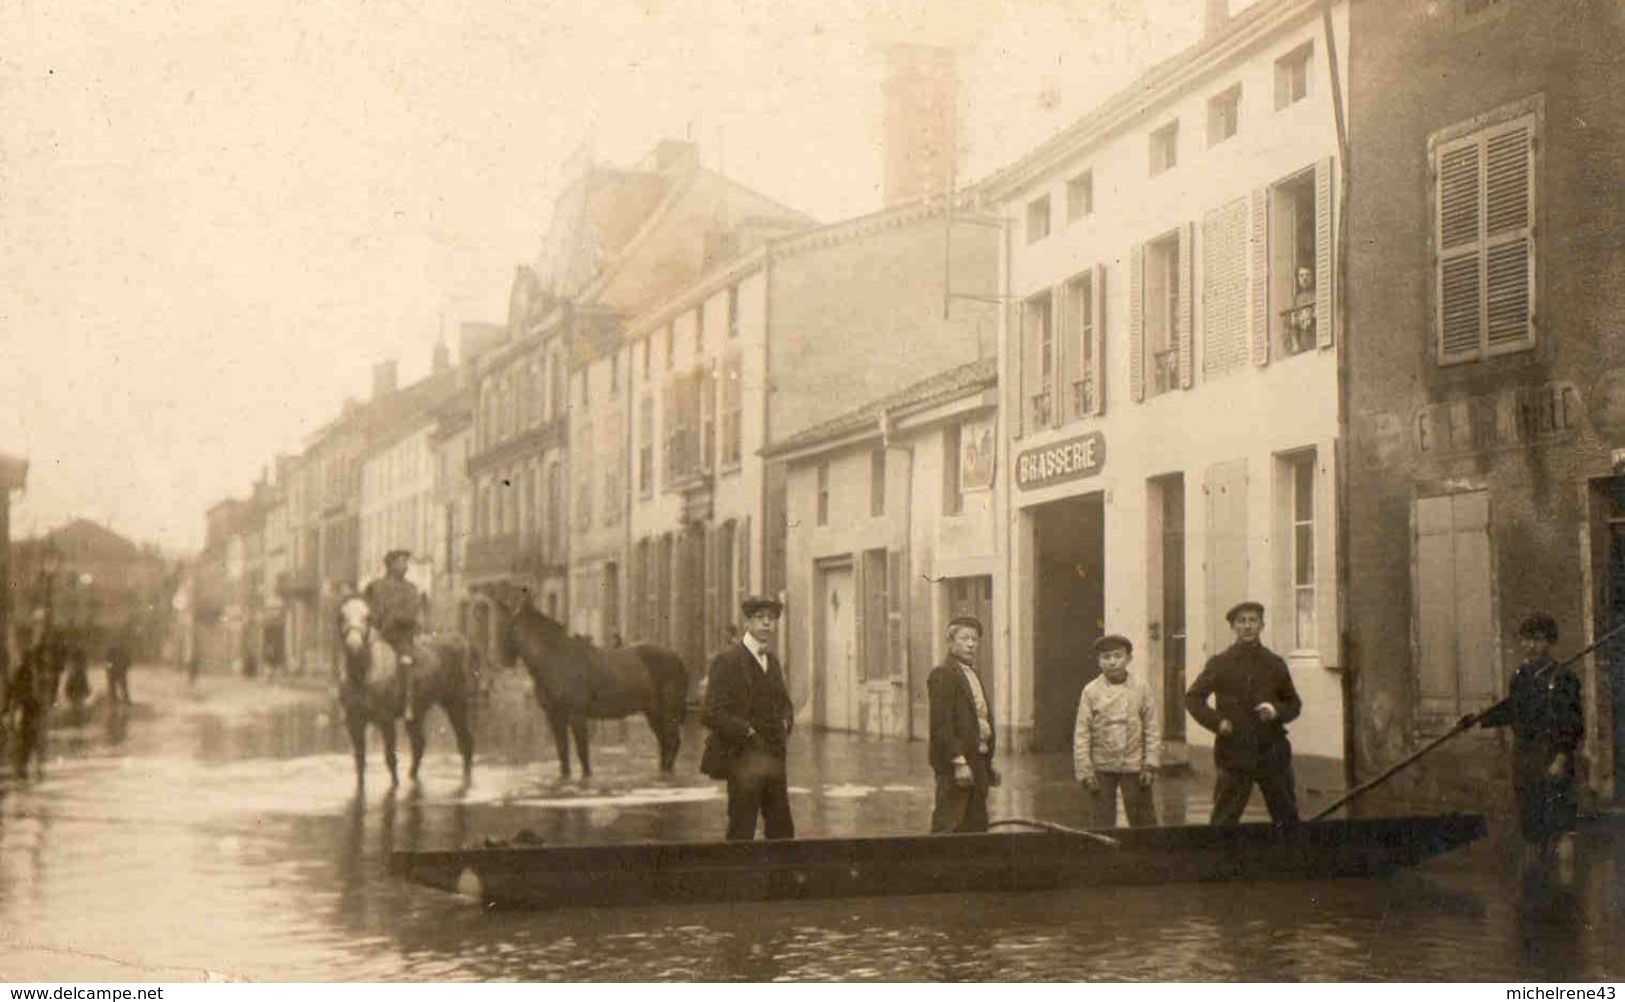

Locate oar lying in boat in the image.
[989,817,1121,847]
[1310,620,1625,822]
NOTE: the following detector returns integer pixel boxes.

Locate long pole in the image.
[1311,619,1625,821]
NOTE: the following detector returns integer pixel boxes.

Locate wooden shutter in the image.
[1484,120,1535,354]
[1204,458,1249,658]
[1414,491,1496,721]
[1178,221,1195,389]
[1092,263,1107,416]
[1315,157,1336,349]
[1250,187,1270,366]
[1008,298,1025,436]
[1437,136,1483,362]
[886,548,905,679]
[738,513,752,596]
[1129,244,1145,402]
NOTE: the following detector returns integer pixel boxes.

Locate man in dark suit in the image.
[701,595,795,840]
[928,616,1000,833]
[1185,601,1302,825]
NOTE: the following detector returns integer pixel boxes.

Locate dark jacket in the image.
[928,658,996,777]
[702,640,793,760]
[363,576,424,646]
[1477,658,1583,775]
[1185,641,1302,771]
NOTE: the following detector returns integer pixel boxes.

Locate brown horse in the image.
[482,583,687,778]
[337,595,479,787]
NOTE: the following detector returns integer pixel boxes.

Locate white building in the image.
[983,0,1348,759]
[358,356,457,596]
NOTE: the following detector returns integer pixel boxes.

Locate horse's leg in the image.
[381,717,399,788]
[447,699,475,782]
[572,715,591,779]
[343,700,367,787]
[546,707,572,779]
[406,713,427,782]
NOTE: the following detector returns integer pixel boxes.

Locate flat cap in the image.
[946,615,984,636]
[384,549,412,562]
[740,595,783,618]
[1225,600,1265,623]
[1093,634,1133,655]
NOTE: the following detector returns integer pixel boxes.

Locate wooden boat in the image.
[390,813,1488,910]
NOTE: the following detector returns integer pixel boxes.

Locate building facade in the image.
[623,197,999,695]
[770,359,999,741]
[987,0,1348,755]
[1344,0,1625,803]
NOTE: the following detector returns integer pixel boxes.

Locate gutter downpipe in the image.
[1322,0,1358,793]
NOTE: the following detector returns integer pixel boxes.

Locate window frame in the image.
[1207,84,1241,147]
[1149,121,1179,176]
[1274,42,1313,111]
[1026,194,1052,244]
[1066,170,1093,223]
[1429,98,1541,366]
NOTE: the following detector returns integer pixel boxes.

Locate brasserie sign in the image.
[1015,432,1106,491]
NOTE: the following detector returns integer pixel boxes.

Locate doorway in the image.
[1032,493,1106,751]
[1593,476,1625,802]
[814,560,857,731]
[1149,474,1188,739]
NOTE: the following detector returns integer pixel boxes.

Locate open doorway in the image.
[1591,476,1625,802]
[1031,492,1105,751]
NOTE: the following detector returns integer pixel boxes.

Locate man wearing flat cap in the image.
[363,549,427,721]
[701,595,796,840]
[1185,601,1302,824]
[928,616,1000,833]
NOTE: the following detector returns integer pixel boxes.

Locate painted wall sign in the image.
[1015,432,1106,491]
[960,416,996,492]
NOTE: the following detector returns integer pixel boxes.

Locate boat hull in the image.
[390,814,1488,910]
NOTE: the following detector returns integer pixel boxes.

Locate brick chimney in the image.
[1203,0,1231,41]
[882,44,959,209]
[372,359,398,400]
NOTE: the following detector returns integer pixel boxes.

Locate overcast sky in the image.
[1,0,1213,554]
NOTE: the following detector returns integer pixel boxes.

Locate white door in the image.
[819,566,857,732]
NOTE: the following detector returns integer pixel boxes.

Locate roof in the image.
[979,0,1319,202]
[763,357,997,459]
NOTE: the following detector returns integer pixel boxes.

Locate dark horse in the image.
[483,583,687,778]
[336,595,479,787]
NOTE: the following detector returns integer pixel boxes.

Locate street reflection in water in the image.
[0,671,1619,981]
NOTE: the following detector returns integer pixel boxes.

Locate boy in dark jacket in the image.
[1463,612,1583,866]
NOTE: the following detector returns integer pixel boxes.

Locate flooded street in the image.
[1,667,1621,982]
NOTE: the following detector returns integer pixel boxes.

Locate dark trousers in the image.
[1087,773,1158,829]
[726,746,794,840]
[1211,761,1299,824]
[931,764,991,834]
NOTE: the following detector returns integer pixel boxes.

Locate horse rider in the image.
[363,549,428,722]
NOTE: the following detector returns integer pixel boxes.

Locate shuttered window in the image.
[1022,291,1056,431]
[1414,491,1499,730]
[1060,267,1105,421]
[1435,112,1536,364]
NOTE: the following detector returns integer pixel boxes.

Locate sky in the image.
[1,0,1217,554]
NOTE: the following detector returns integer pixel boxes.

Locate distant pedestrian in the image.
[1185,601,1302,825]
[107,638,133,705]
[1461,612,1582,868]
[927,616,1000,833]
[701,596,795,841]
[1073,634,1159,828]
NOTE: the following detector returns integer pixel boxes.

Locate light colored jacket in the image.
[1073,672,1162,781]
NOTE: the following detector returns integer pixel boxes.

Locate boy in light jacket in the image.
[1074,634,1161,828]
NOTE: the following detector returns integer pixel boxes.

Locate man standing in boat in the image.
[1185,601,1302,824]
[927,615,1000,833]
[701,595,795,841]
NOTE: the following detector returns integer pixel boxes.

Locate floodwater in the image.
[1,669,1619,982]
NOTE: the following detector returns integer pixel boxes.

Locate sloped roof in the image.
[763,357,997,458]
[18,518,147,561]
